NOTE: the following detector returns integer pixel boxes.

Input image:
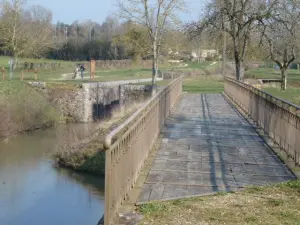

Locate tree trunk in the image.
[281,68,287,91]
[222,31,226,78]
[235,59,244,81]
[151,41,158,87]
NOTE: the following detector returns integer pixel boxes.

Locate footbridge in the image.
[102,76,298,225]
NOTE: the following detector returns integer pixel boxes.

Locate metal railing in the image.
[103,76,183,225]
[224,76,300,165]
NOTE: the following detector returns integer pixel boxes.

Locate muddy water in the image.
[0,124,104,225]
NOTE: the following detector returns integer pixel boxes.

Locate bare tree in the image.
[0,0,54,68]
[24,5,54,58]
[260,0,300,90]
[117,0,185,85]
[0,0,25,68]
[190,0,278,80]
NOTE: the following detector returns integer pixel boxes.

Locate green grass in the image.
[183,76,224,93]
[0,56,222,84]
[139,180,300,225]
[143,76,224,94]
[0,56,77,81]
[263,87,300,105]
[0,80,25,95]
[245,68,300,84]
[245,67,300,105]
[0,56,173,82]
[153,61,224,93]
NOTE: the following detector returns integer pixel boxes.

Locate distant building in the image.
[191,49,219,60]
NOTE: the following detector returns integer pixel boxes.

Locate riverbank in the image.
[52,102,143,176]
[0,81,60,139]
[52,125,106,176]
[139,180,300,225]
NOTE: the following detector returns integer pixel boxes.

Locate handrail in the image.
[225,76,300,115]
[224,76,300,166]
[103,77,182,149]
[104,75,183,225]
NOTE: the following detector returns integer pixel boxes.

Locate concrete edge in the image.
[222,91,300,179]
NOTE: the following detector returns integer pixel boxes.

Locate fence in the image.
[224,76,300,165]
[103,76,183,225]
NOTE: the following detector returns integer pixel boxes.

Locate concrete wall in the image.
[45,83,156,122]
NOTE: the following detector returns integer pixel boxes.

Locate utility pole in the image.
[222,31,226,78]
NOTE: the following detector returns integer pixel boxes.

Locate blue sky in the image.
[27,0,205,24]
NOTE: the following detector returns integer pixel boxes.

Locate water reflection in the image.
[0,124,104,225]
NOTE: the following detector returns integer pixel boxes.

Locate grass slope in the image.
[140,180,300,225]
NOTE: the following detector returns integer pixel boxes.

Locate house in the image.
[191,49,219,60]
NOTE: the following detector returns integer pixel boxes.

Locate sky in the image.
[26,0,205,24]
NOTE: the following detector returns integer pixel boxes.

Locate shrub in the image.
[0,81,60,138]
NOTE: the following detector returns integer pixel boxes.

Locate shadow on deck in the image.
[137,94,296,204]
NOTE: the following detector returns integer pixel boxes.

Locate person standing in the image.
[80,64,85,79]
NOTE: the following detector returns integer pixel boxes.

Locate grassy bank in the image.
[52,102,143,176]
[0,81,60,138]
[54,142,106,176]
[139,180,300,225]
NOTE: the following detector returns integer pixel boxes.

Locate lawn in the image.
[0,56,77,81]
[245,67,300,106]
[183,77,224,93]
[245,68,300,85]
[154,61,224,94]
[0,57,224,94]
[0,55,155,82]
[263,87,300,106]
[0,80,32,95]
[139,180,300,225]
[148,76,224,94]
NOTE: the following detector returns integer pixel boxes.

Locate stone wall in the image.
[120,85,153,107]
[45,83,155,122]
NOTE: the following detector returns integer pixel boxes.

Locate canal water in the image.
[0,124,104,225]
